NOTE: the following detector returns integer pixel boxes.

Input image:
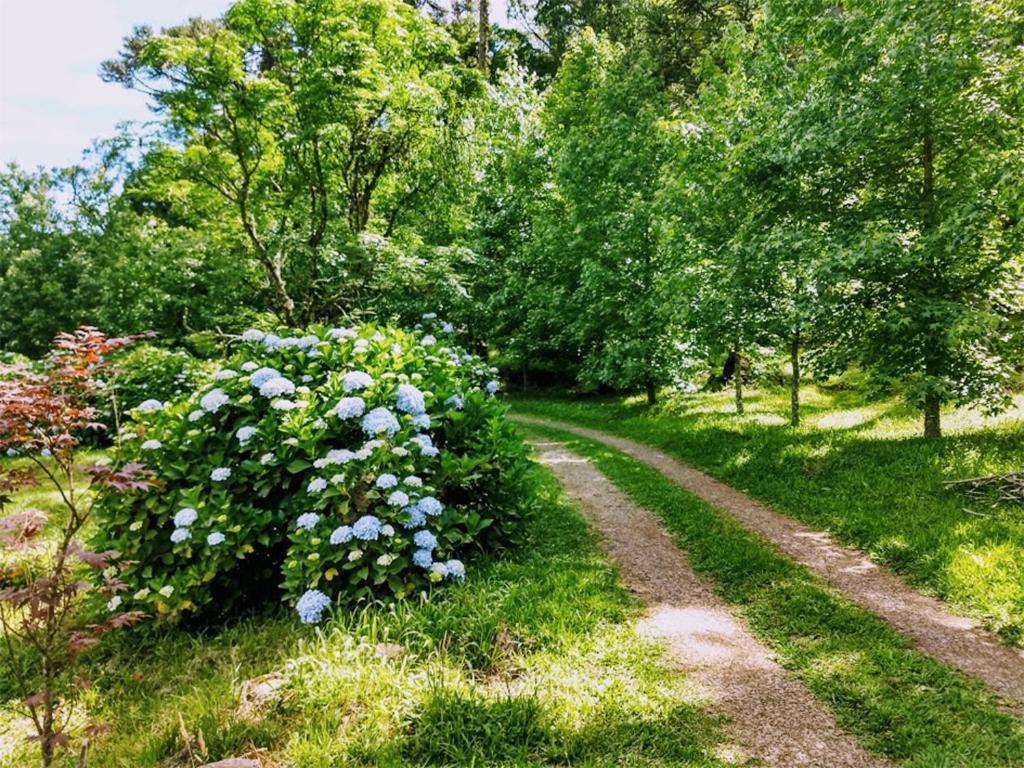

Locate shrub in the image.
[94,320,532,624]
[96,344,208,433]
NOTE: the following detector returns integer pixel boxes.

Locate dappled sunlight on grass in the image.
[515,388,1024,643]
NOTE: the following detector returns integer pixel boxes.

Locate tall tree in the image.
[103,0,480,323]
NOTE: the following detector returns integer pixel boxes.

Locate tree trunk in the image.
[268,257,296,326]
[477,0,489,72]
[790,331,801,427]
[646,379,656,406]
[733,348,744,415]
[923,396,941,439]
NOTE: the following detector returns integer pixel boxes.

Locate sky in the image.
[0,0,511,170]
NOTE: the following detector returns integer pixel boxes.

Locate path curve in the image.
[533,440,886,768]
[516,414,1024,706]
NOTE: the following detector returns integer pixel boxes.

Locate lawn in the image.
[520,423,1024,767]
[0,458,731,768]
[514,387,1024,643]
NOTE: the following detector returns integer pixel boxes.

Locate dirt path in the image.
[533,440,886,768]
[516,414,1024,706]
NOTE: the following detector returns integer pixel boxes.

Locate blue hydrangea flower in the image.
[342,371,374,392]
[170,527,191,543]
[422,312,437,320]
[418,496,443,517]
[307,477,328,494]
[188,410,205,422]
[362,407,400,437]
[445,559,466,580]
[210,467,232,482]
[329,395,364,420]
[262,334,282,350]
[296,512,320,530]
[241,329,265,342]
[412,549,433,568]
[401,505,426,529]
[486,380,500,395]
[403,475,422,488]
[141,439,162,451]
[259,376,296,398]
[413,529,437,551]
[297,334,320,350]
[412,414,431,431]
[236,426,258,444]
[328,327,356,340]
[387,490,409,507]
[442,322,454,334]
[200,388,230,413]
[207,531,225,546]
[213,369,238,381]
[376,473,398,489]
[396,384,426,415]
[445,395,463,411]
[249,367,281,388]
[173,507,198,527]
[352,515,382,541]
[330,525,353,545]
[421,335,437,346]
[410,434,439,457]
[241,361,259,372]
[136,399,164,413]
[295,589,332,624]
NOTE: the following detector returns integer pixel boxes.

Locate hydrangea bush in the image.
[94,321,532,623]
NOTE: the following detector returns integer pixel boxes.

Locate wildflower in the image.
[188,410,205,422]
[173,507,198,527]
[342,371,374,392]
[445,395,463,411]
[400,505,426,529]
[404,475,422,488]
[418,496,443,517]
[412,549,433,568]
[396,384,426,415]
[387,490,410,507]
[210,467,232,482]
[296,512,320,530]
[141,439,162,451]
[307,477,328,494]
[376,473,398,489]
[136,399,164,413]
[259,376,295,398]
[486,380,499,395]
[413,529,437,551]
[296,589,331,624]
[249,367,281,388]
[213,369,238,381]
[200,388,230,413]
[334,397,366,419]
[170,528,191,543]
[445,560,466,580]
[241,361,259,372]
[362,407,400,437]
[207,531,225,546]
[236,426,258,444]
[330,525,353,545]
[352,515,382,541]
[107,596,122,611]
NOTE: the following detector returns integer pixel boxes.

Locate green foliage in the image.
[94,322,533,622]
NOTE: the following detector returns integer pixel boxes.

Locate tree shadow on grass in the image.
[403,687,730,767]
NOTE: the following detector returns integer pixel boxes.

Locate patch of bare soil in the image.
[534,440,887,768]
[517,415,1024,706]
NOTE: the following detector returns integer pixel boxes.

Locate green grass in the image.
[1,462,732,768]
[514,387,1024,643]
[521,423,1024,767]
